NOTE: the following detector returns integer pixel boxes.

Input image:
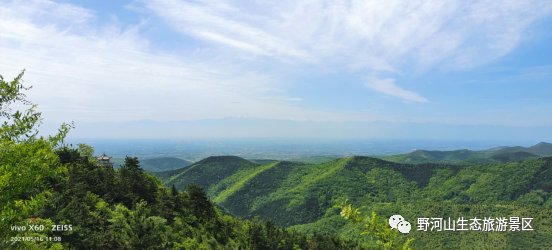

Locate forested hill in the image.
[140,157,192,172]
[380,142,552,164]
[161,154,552,249]
[165,156,260,189]
[163,155,552,225]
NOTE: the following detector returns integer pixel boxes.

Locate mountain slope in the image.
[140,156,192,172]
[166,156,258,190]
[151,166,189,182]
[166,156,455,225]
[160,154,552,249]
[211,161,284,203]
[527,142,552,156]
[381,149,486,164]
[164,155,551,222]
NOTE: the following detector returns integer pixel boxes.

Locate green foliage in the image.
[339,201,413,250]
[108,201,170,249]
[151,166,189,182]
[0,70,39,142]
[0,71,69,249]
[77,144,94,159]
[166,155,258,190]
[33,142,362,249]
[186,184,215,220]
[517,190,548,205]
[118,157,159,206]
[163,153,552,249]
[6,140,363,249]
[213,161,280,203]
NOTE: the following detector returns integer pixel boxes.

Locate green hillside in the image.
[151,166,189,182]
[140,157,192,172]
[526,142,552,155]
[380,142,552,164]
[163,154,552,249]
[381,149,491,164]
[166,156,259,190]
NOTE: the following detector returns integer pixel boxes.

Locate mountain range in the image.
[382,142,552,164]
[151,142,552,249]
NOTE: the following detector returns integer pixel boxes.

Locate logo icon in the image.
[389,214,411,234]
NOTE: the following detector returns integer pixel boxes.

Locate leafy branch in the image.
[339,199,414,250]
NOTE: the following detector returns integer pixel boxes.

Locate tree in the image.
[0,70,39,141]
[339,200,414,250]
[118,156,158,207]
[77,143,95,160]
[186,184,215,220]
[0,70,70,248]
[108,201,170,249]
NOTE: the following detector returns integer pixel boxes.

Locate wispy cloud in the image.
[148,0,551,69]
[365,77,428,103]
[147,0,552,101]
[0,0,358,124]
[146,0,312,61]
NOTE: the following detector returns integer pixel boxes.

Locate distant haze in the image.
[66,136,546,162]
[52,118,552,142]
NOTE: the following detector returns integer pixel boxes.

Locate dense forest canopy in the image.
[159,154,552,249]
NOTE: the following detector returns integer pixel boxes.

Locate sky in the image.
[1,0,551,141]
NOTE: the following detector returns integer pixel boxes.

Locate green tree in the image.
[108,201,170,249]
[0,70,40,141]
[339,200,414,250]
[0,70,70,249]
[118,156,158,207]
[186,184,215,221]
[77,143,95,160]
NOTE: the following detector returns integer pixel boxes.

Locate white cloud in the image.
[365,77,428,103]
[0,0,364,125]
[147,0,552,101]
[146,0,312,61]
[148,0,552,69]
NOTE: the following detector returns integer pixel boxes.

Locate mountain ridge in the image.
[166,155,258,190]
[155,150,552,249]
[140,156,192,172]
[381,142,551,164]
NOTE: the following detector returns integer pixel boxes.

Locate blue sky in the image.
[1,0,551,140]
